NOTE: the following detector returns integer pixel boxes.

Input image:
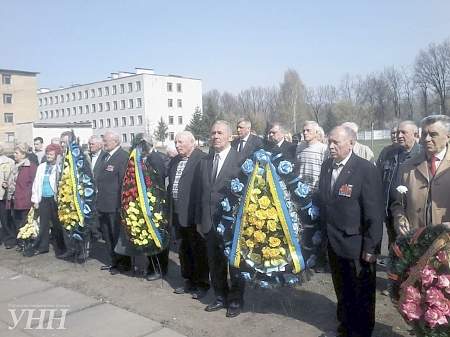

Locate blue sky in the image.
[1,1,450,93]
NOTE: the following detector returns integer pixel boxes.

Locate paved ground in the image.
[0,240,412,337]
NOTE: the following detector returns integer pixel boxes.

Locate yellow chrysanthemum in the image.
[255,220,265,230]
[255,209,267,220]
[268,237,281,248]
[243,226,255,237]
[267,220,278,232]
[245,239,255,249]
[266,207,278,220]
[258,196,271,209]
[247,203,258,213]
[254,230,266,243]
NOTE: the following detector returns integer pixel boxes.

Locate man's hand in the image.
[361,251,377,263]
[196,224,205,239]
[395,216,410,236]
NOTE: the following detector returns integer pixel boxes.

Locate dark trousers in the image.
[328,245,376,337]
[34,197,66,254]
[147,248,169,275]
[176,216,209,289]
[0,200,10,244]
[99,211,121,266]
[206,229,244,305]
[385,214,397,248]
[3,208,29,246]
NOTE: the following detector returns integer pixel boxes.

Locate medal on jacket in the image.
[338,184,353,198]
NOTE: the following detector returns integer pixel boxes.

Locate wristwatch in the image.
[362,252,377,263]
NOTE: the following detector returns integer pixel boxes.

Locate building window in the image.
[4,113,14,123]
[128,83,133,93]
[72,107,76,116]
[45,111,48,119]
[50,110,54,118]
[106,118,111,128]
[49,97,53,104]
[120,100,126,109]
[129,116,135,126]
[72,92,76,101]
[114,117,119,127]
[128,99,134,109]
[112,85,117,95]
[130,133,135,141]
[168,99,173,108]
[90,89,95,98]
[60,94,64,103]
[120,84,125,94]
[78,91,82,100]
[105,86,110,96]
[6,132,14,143]
[44,97,48,105]
[136,98,142,108]
[3,94,12,104]
[84,90,89,99]
[93,120,97,128]
[2,74,11,85]
[122,117,127,126]
[99,103,103,112]
[169,116,174,125]
[55,96,59,104]
[137,115,143,125]
[66,93,70,101]
[122,133,127,143]
[167,82,173,92]
[169,132,175,141]
[113,101,118,110]
[136,81,141,91]
[39,98,42,106]
[79,106,83,114]
[98,88,103,97]
[39,111,43,120]
[99,119,104,128]
[177,83,182,92]
[66,108,70,116]
[61,109,65,117]
[85,105,89,113]
[106,102,110,111]
[55,109,59,117]
[91,104,96,113]
[178,116,183,124]
[177,99,182,108]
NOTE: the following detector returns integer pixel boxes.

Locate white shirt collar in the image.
[277,139,284,147]
[435,146,447,161]
[241,133,250,143]
[108,145,120,158]
[335,151,352,167]
[215,145,231,160]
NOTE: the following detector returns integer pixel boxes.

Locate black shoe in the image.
[145,272,162,281]
[174,280,196,294]
[100,265,113,270]
[4,244,15,249]
[205,299,225,312]
[226,301,241,318]
[56,251,75,260]
[192,288,208,300]
[109,267,119,275]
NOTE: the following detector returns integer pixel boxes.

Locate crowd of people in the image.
[1,114,449,337]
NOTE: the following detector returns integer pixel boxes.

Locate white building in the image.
[37,68,202,146]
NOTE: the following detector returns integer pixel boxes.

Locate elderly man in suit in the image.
[391,115,450,236]
[197,120,245,318]
[231,118,263,159]
[318,125,383,337]
[96,131,129,275]
[88,135,105,180]
[265,122,296,160]
[168,131,209,299]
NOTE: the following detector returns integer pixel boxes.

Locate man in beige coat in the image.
[391,115,450,235]
[0,144,14,245]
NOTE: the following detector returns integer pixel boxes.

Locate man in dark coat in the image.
[88,135,106,180]
[96,131,129,275]
[197,120,245,318]
[231,118,263,159]
[168,131,209,299]
[265,122,296,160]
[317,125,383,337]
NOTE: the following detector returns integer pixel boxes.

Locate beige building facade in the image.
[0,69,39,151]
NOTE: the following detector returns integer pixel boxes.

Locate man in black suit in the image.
[88,135,105,180]
[317,125,383,337]
[197,120,245,318]
[265,122,296,160]
[96,131,129,275]
[231,118,263,159]
[168,131,209,299]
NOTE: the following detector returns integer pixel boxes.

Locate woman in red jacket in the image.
[3,143,37,249]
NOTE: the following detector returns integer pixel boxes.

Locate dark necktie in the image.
[211,153,220,183]
[103,152,111,162]
[238,139,245,152]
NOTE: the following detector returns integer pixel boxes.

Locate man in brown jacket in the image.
[391,115,450,235]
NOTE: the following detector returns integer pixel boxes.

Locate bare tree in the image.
[401,66,416,120]
[384,66,403,118]
[279,69,308,133]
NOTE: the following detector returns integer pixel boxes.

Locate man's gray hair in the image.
[176,131,195,144]
[398,120,418,133]
[237,118,251,129]
[212,120,233,135]
[304,120,320,132]
[421,115,450,133]
[341,122,359,134]
[335,125,357,141]
[104,130,121,144]
[89,135,103,144]
[270,122,287,134]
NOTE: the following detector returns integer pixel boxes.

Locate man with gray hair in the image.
[231,118,263,159]
[391,115,450,235]
[342,122,374,163]
[168,131,209,298]
[0,144,14,246]
[96,130,129,275]
[88,135,105,179]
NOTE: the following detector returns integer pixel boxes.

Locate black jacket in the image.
[265,140,296,161]
[168,148,206,227]
[317,153,383,260]
[197,147,243,234]
[96,147,129,213]
[231,134,263,160]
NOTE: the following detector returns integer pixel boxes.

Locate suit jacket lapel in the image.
[434,147,450,181]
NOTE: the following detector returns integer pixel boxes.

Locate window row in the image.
[3,113,14,123]
[92,115,143,129]
[3,94,12,104]
[39,81,142,106]
[1,74,11,85]
[39,98,143,119]
[167,82,182,93]
[168,115,183,125]
[168,98,182,108]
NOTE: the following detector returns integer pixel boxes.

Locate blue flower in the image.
[284,274,299,285]
[278,160,293,175]
[306,254,317,268]
[308,204,320,220]
[216,223,225,236]
[241,159,254,175]
[312,231,322,246]
[230,178,244,193]
[259,280,271,289]
[295,182,310,198]
[241,272,251,281]
[223,247,231,257]
[221,198,231,212]
[254,149,270,165]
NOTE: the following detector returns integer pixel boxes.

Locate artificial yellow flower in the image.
[266,207,278,220]
[249,253,262,264]
[268,237,281,248]
[154,212,162,221]
[245,239,255,249]
[243,226,255,237]
[255,220,265,229]
[258,196,271,209]
[247,203,257,213]
[267,220,278,232]
[254,230,266,243]
[255,209,267,220]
